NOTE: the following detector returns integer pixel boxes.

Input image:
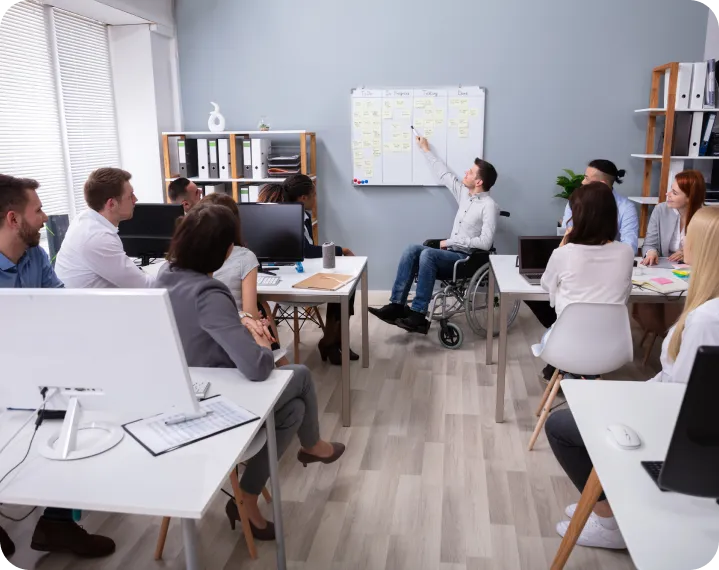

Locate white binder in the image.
[690,62,707,110]
[208,140,219,178]
[197,138,210,178]
[251,139,270,180]
[688,112,704,157]
[218,139,231,179]
[249,185,260,202]
[240,186,250,203]
[242,140,252,178]
[676,63,693,109]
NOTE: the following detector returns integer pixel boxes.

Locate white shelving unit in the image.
[628,196,660,205]
[163,176,316,184]
[631,154,719,160]
[634,108,717,113]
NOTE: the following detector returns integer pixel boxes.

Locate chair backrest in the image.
[46,214,70,266]
[541,302,633,376]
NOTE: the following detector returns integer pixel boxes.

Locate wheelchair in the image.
[423,211,520,349]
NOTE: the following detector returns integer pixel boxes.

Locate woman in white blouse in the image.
[544,207,719,550]
[641,170,706,266]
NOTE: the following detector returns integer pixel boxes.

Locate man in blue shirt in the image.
[0,174,114,559]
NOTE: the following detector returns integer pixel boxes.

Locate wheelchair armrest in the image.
[423,239,442,249]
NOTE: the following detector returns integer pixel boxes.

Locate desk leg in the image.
[266,413,287,570]
[341,296,351,426]
[550,468,603,570]
[361,267,369,369]
[181,518,201,570]
[494,292,509,423]
[485,265,496,365]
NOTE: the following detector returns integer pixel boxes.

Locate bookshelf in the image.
[161,131,319,243]
[633,62,719,239]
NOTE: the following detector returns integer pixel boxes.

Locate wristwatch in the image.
[238,311,253,321]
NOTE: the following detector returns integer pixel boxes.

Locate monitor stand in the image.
[258,262,279,275]
[139,255,153,267]
[38,398,124,461]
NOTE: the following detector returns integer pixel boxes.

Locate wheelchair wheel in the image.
[438,322,463,349]
[465,264,519,337]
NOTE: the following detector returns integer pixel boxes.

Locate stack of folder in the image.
[268,153,301,178]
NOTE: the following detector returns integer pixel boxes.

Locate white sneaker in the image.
[556,518,627,550]
[565,503,578,518]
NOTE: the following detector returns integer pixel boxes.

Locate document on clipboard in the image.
[123,395,259,456]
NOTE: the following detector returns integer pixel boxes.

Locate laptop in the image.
[518,236,563,284]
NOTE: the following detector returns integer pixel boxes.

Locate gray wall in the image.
[175,0,708,288]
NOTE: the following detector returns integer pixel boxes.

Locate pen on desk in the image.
[164,411,213,426]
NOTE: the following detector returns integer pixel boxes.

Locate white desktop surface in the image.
[562,381,719,570]
[0,367,292,520]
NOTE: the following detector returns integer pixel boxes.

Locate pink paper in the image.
[651,277,673,285]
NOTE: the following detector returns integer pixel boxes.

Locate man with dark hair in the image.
[0,174,115,559]
[167,177,201,213]
[370,136,500,334]
[55,167,153,288]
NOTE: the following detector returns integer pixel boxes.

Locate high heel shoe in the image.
[318,344,359,365]
[297,442,346,467]
[225,498,276,541]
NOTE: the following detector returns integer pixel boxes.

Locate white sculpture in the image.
[207,102,225,132]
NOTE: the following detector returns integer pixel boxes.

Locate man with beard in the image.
[0,174,115,559]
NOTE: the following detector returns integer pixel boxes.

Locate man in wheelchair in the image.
[369,136,500,334]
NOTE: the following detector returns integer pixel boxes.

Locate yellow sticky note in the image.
[435,109,445,119]
[458,98,469,108]
[362,110,371,118]
[402,132,410,141]
[362,120,371,128]
[354,100,362,108]
[414,119,425,128]
[383,143,392,152]
[353,112,361,120]
[354,150,363,159]
[362,128,372,136]
[366,168,374,177]
[425,128,434,137]
[363,138,372,147]
[401,110,411,118]
[353,121,361,129]
[449,98,460,108]
[353,140,363,149]
[424,108,434,117]
[470,108,479,116]
[364,101,372,108]
[384,100,393,108]
[363,160,372,169]
[373,149,381,157]
[458,128,469,138]
[383,110,393,119]
[459,109,470,117]
[424,120,435,129]
[414,99,426,108]
[395,100,405,107]
[371,110,379,118]
[459,119,469,129]
[393,132,403,140]
[354,159,363,167]
[449,119,459,128]
[402,142,411,151]
[435,118,444,126]
[392,142,402,152]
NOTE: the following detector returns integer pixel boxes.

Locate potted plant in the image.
[554,169,584,232]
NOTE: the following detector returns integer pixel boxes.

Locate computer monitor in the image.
[518,236,563,273]
[237,203,305,264]
[0,289,200,461]
[658,346,719,498]
[118,204,184,266]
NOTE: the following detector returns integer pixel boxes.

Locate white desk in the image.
[554,381,719,570]
[485,255,688,423]
[145,256,369,427]
[0,367,293,570]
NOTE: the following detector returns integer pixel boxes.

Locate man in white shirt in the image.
[55,168,154,288]
[370,136,500,334]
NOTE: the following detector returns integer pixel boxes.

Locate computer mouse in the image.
[606,423,641,449]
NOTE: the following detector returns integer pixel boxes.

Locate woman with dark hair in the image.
[281,173,358,365]
[538,183,634,348]
[257,183,283,204]
[155,203,345,539]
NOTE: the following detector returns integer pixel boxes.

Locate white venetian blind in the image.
[53,8,120,214]
[0,1,68,215]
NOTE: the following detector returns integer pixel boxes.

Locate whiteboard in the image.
[351,86,485,186]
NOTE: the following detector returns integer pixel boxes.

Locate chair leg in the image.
[261,486,272,504]
[550,468,604,569]
[229,469,258,559]
[643,333,657,366]
[535,368,560,417]
[154,516,171,560]
[293,307,300,364]
[314,306,326,332]
[528,374,563,451]
[272,303,280,319]
[639,330,649,347]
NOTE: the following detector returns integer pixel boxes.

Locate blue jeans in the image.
[390,244,466,314]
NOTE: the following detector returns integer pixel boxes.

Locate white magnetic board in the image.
[351,86,485,186]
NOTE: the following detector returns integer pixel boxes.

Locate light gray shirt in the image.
[423,150,499,252]
[644,202,683,257]
[154,264,274,381]
[213,246,259,310]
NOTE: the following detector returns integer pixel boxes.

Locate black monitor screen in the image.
[519,236,563,272]
[238,203,305,263]
[118,204,184,262]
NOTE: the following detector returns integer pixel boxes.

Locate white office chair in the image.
[154,429,272,561]
[528,303,633,451]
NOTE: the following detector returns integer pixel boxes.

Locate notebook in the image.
[632,275,688,294]
[292,273,354,291]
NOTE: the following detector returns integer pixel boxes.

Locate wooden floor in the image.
[2,305,660,570]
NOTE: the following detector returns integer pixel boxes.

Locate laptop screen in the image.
[519,237,563,273]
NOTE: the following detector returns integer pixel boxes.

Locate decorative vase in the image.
[208,102,225,132]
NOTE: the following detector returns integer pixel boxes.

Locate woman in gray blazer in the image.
[155,203,345,541]
[641,170,706,265]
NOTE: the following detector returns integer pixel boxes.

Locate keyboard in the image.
[521,272,544,284]
[258,275,280,286]
[193,380,210,399]
[641,461,668,491]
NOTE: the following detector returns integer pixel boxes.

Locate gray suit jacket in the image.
[643,202,680,257]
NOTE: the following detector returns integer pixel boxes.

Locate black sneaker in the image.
[395,310,430,335]
[542,364,556,382]
[368,303,409,326]
[0,525,15,558]
[31,517,115,558]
